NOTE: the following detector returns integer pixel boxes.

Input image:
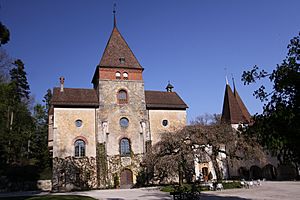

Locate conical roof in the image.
[234,88,251,123]
[99,26,142,69]
[221,84,251,124]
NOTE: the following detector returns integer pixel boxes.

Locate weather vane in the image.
[113,3,117,27]
[113,3,116,13]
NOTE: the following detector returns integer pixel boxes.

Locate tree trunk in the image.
[178,162,183,186]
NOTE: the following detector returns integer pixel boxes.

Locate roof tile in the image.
[99,27,142,69]
[145,90,188,109]
[221,84,250,124]
[51,88,99,107]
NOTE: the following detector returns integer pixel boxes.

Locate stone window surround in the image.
[72,135,88,145]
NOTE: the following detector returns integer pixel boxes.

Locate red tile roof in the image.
[221,84,251,124]
[51,87,99,107]
[234,88,251,123]
[99,27,142,69]
[145,90,188,109]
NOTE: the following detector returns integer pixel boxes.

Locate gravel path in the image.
[1,181,299,200]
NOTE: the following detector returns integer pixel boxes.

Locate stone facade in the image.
[148,109,186,145]
[49,19,188,191]
[53,108,97,158]
[97,79,149,155]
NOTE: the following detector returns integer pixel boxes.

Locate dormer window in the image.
[123,72,128,80]
[116,71,121,79]
[119,57,125,64]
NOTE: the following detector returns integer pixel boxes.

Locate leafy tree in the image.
[0,22,10,46]
[242,32,300,165]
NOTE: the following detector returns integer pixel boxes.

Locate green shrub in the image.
[39,167,52,180]
[222,181,242,189]
[161,184,201,193]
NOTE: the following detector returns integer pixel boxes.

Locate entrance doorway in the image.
[120,169,133,189]
[202,167,209,181]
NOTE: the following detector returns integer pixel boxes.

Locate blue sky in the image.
[1,0,299,122]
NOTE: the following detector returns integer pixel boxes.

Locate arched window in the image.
[74,139,85,157]
[123,72,128,80]
[120,138,130,156]
[116,71,121,79]
[118,90,128,104]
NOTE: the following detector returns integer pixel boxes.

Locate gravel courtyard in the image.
[58,181,300,200]
[0,181,299,200]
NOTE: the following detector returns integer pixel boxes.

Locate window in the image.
[118,90,128,104]
[75,119,82,127]
[120,138,130,156]
[116,71,121,79]
[119,57,125,64]
[162,119,168,127]
[74,139,85,157]
[123,72,128,80]
[120,117,129,128]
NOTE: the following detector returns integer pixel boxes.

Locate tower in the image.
[92,13,150,188]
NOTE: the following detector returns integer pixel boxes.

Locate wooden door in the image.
[120,169,133,189]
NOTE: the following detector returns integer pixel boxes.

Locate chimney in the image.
[59,76,65,92]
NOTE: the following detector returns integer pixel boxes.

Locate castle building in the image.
[48,15,188,191]
[220,80,280,180]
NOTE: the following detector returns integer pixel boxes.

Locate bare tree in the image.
[143,116,265,184]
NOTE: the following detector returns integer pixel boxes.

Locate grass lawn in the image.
[0,195,97,200]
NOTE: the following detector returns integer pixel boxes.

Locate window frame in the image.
[117,89,128,104]
[162,119,168,127]
[116,71,121,79]
[120,117,129,128]
[123,72,128,80]
[74,139,86,157]
[120,138,131,156]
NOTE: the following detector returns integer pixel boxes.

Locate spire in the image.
[221,81,251,124]
[224,67,229,85]
[98,11,142,69]
[166,81,174,92]
[231,74,236,92]
[113,3,117,28]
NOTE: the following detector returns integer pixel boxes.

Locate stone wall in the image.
[53,108,97,158]
[52,156,97,191]
[107,154,144,186]
[97,79,149,156]
[37,180,52,191]
[148,109,186,145]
